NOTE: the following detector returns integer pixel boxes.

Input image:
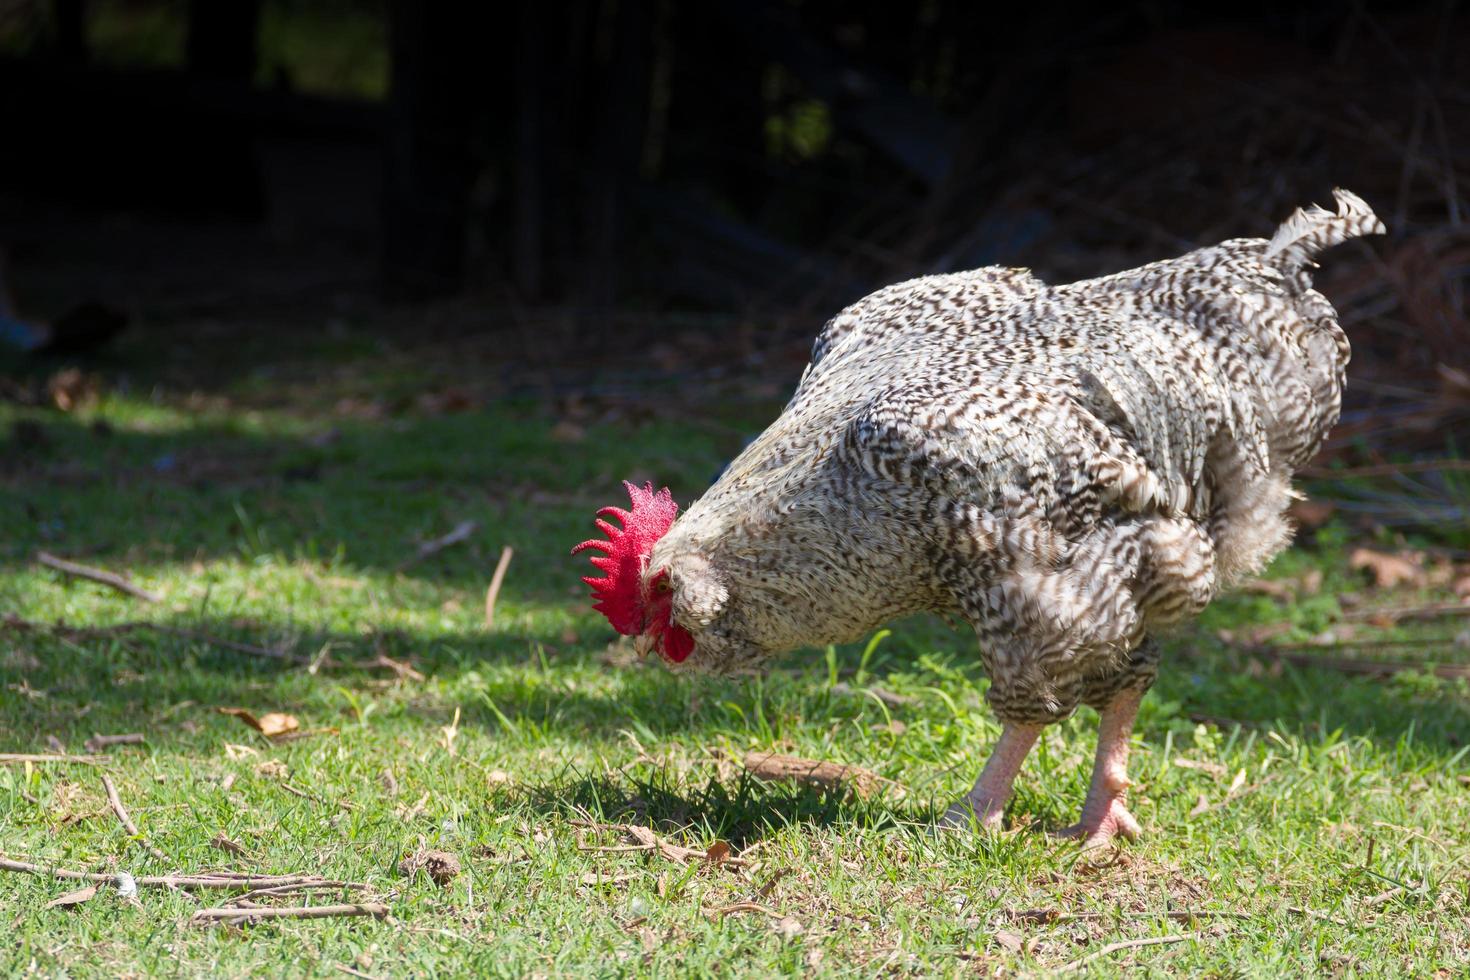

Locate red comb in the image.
[571,482,679,635]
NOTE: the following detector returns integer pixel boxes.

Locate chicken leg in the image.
[940,723,1041,830]
[1054,686,1145,848]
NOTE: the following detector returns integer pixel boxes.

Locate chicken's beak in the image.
[634,633,655,659]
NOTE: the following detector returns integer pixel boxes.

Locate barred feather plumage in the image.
[642,191,1382,725]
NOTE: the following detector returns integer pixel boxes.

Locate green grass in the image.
[2,338,1468,977]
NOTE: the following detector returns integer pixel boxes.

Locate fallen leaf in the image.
[217,707,300,739]
[773,916,804,939]
[578,872,634,887]
[255,759,288,779]
[994,929,1024,953]
[210,833,247,856]
[45,884,98,909]
[1188,794,1210,818]
[400,849,461,886]
[1228,768,1248,796]
[398,790,430,820]
[486,769,512,787]
[705,841,731,865]
[222,743,259,760]
[1349,548,1425,590]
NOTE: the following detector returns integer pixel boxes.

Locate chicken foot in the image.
[1053,686,1145,848]
[940,723,1041,830]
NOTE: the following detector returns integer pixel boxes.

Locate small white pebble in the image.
[114,872,137,898]
[627,896,650,917]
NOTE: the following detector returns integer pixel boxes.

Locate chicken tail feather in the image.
[1264,188,1385,281]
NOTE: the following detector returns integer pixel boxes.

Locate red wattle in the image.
[661,624,695,662]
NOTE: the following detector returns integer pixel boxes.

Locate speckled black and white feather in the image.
[648,189,1383,725]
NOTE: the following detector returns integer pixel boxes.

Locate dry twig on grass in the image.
[190,902,389,925]
[0,856,363,892]
[398,520,479,572]
[1055,932,1203,973]
[572,820,749,870]
[742,751,902,800]
[1010,908,1252,925]
[35,551,162,603]
[101,775,169,862]
[484,545,514,628]
[84,733,144,753]
[0,754,103,765]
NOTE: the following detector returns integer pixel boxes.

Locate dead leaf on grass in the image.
[573,820,750,870]
[1349,548,1426,590]
[993,929,1025,954]
[223,743,259,760]
[397,791,430,820]
[255,759,288,779]
[579,872,634,887]
[772,916,804,938]
[210,833,247,856]
[217,708,300,739]
[45,884,98,909]
[399,849,461,886]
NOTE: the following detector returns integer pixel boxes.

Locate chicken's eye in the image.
[654,577,673,594]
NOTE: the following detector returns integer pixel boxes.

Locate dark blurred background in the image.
[0,0,1465,474]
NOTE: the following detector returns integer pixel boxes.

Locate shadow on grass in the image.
[517,768,918,850]
[4,611,1465,764]
[0,398,736,594]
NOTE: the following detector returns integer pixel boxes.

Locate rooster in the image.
[574,190,1383,846]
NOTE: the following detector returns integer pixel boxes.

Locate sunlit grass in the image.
[2,383,1468,976]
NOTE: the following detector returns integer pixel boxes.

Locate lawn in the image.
[1,328,1467,977]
